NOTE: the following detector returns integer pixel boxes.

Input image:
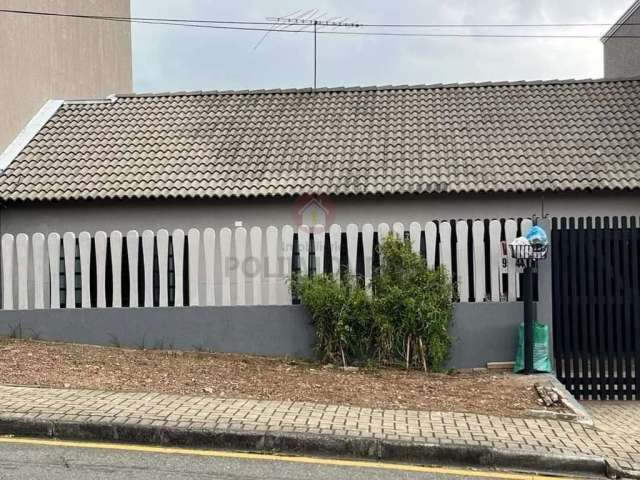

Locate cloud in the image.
[131,0,631,93]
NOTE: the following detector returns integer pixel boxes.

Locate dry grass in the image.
[0,338,558,417]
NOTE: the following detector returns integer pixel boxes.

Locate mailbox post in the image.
[510,235,548,374]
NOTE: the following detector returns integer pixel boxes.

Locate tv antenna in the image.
[263,11,361,89]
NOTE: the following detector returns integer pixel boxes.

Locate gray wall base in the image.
[0,302,531,369]
[448,302,534,369]
[0,305,316,358]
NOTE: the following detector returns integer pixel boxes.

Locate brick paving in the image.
[0,385,638,475]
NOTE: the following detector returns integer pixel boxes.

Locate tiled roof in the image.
[1,78,640,203]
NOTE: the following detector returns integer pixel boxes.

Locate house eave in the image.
[0,99,64,173]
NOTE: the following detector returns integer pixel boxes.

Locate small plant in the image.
[294,235,454,372]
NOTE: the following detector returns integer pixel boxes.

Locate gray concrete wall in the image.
[1,190,638,236]
[0,0,132,151]
[603,4,640,78]
[0,305,317,358]
[448,302,539,369]
[0,301,540,369]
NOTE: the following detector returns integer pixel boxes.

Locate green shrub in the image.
[293,275,373,366]
[373,236,453,371]
[293,235,454,371]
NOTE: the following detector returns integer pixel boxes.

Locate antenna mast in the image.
[265,14,361,89]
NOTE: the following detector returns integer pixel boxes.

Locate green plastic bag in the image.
[513,321,551,373]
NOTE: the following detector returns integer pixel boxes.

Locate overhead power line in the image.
[1,8,640,39]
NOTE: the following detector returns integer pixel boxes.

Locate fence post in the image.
[536,217,554,367]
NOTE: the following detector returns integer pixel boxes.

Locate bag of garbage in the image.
[525,225,548,246]
[513,321,552,373]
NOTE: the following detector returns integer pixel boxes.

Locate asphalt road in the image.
[0,438,573,480]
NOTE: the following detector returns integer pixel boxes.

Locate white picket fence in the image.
[0,218,532,310]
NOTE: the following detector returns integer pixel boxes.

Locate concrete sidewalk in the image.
[0,384,637,477]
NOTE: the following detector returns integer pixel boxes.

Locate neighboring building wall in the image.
[603,1,640,78]
[0,190,638,236]
[0,0,132,151]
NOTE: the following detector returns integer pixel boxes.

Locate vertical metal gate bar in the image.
[551,217,564,387]
[595,217,607,400]
[604,217,615,399]
[569,218,581,397]
[612,217,624,399]
[621,217,633,399]
[631,217,640,400]
[561,218,572,393]
[586,217,599,399]
[577,218,589,398]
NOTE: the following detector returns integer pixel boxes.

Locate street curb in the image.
[0,416,607,477]
[546,374,595,427]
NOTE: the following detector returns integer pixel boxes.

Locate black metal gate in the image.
[552,216,640,400]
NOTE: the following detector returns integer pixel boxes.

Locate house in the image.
[0,78,638,370]
[0,0,132,151]
[602,0,640,78]
[0,78,638,237]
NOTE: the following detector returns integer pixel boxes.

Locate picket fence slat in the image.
[188,228,200,307]
[157,229,169,307]
[250,226,262,305]
[110,231,123,308]
[48,233,61,309]
[142,230,155,308]
[281,225,294,304]
[172,229,185,307]
[425,221,437,270]
[488,220,501,302]
[16,233,29,310]
[329,224,341,280]
[409,222,421,254]
[266,226,278,305]
[456,221,469,302]
[126,230,139,308]
[378,223,390,264]
[203,228,215,306]
[1,234,14,310]
[504,220,518,301]
[219,228,231,306]
[472,221,486,302]
[362,223,374,289]
[439,222,453,277]
[78,231,91,309]
[32,232,46,309]
[235,227,247,306]
[95,231,107,308]
[346,224,358,278]
[298,226,310,278]
[63,232,76,309]
[314,225,325,277]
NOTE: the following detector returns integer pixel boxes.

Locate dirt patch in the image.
[0,338,562,417]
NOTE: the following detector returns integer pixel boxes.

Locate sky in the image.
[131,0,632,93]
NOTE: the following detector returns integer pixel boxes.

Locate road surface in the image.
[0,437,578,480]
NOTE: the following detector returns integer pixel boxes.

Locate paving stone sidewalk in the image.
[0,385,638,476]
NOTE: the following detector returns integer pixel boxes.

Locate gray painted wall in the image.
[1,190,638,236]
[603,4,640,78]
[448,302,540,369]
[0,302,542,369]
[0,305,316,358]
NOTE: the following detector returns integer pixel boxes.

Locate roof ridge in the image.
[103,76,640,100]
